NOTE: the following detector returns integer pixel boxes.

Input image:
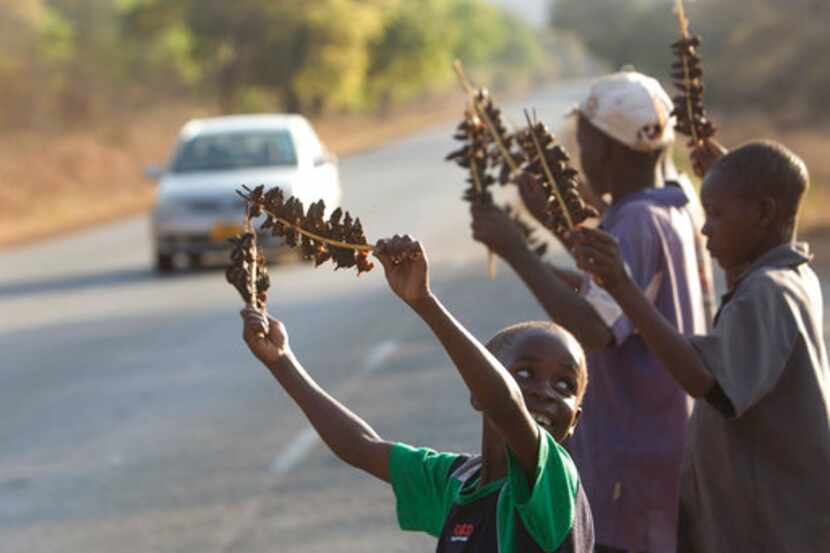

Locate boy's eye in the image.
[515,368,533,379]
[555,379,576,395]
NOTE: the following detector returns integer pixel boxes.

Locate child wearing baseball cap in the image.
[572,140,830,552]
[471,70,709,553]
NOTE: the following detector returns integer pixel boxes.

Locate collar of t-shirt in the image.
[456,464,505,505]
[717,242,812,318]
[600,185,690,229]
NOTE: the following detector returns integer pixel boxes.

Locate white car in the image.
[147,114,341,272]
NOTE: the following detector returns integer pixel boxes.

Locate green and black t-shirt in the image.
[389,431,594,553]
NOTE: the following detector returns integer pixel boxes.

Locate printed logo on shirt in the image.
[450,523,475,542]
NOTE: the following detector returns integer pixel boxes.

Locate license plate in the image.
[210,221,243,242]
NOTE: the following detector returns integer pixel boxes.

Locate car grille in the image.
[187,196,246,213]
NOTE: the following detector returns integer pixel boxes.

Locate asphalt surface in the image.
[0,82,589,552]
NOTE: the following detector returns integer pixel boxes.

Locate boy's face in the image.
[501,328,585,443]
[576,116,609,196]
[700,171,766,273]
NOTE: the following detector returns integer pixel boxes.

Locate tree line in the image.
[551,0,829,125]
[0,0,550,130]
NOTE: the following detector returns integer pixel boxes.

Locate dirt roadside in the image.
[3,89,828,251]
[0,89,480,249]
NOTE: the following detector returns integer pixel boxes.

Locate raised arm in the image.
[571,227,715,396]
[242,309,392,482]
[374,236,540,475]
[470,203,613,351]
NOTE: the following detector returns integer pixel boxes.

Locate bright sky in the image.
[484,0,551,27]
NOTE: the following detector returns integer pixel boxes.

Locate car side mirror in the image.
[144,164,165,181]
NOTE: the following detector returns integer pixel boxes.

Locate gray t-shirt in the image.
[681,242,830,553]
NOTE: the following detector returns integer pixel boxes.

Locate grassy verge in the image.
[3,94,827,249]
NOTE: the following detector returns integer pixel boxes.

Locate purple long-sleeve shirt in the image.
[567,186,707,553]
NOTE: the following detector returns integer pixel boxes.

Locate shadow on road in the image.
[0,249,309,300]
[0,266,222,299]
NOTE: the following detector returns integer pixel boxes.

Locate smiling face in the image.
[494,326,586,442]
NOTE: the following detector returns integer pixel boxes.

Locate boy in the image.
[241,235,595,552]
[472,71,707,553]
[571,141,830,552]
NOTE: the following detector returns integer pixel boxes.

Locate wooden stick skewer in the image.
[242,208,267,338]
[243,208,259,308]
[523,110,575,229]
[465,130,498,280]
[453,60,521,177]
[254,207,374,252]
[674,0,701,145]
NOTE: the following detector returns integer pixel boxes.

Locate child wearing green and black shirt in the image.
[241,235,594,552]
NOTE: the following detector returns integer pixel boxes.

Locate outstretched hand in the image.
[374,235,430,304]
[241,306,292,367]
[690,138,727,178]
[470,202,527,258]
[570,227,629,293]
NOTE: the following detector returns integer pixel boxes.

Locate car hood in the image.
[157,167,297,201]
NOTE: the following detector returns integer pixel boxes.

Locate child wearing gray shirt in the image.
[571,141,830,552]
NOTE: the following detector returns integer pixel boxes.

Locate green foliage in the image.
[366,0,458,107]
[551,0,674,76]
[449,0,508,66]
[292,0,385,113]
[0,0,550,128]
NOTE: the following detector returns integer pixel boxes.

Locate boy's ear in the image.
[566,406,583,439]
[757,196,778,228]
[470,393,483,412]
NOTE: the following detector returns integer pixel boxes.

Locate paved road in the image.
[0,82,588,553]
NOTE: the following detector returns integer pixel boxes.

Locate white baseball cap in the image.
[573,70,675,152]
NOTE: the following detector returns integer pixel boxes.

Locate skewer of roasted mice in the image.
[452,61,524,185]
[446,108,496,205]
[671,0,716,146]
[446,107,500,276]
[517,111,598,239]
[226,218,270,311]
[237,185,375,275]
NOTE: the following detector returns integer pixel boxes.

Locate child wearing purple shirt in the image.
[472,71,708,553]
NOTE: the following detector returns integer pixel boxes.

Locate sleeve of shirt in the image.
[505,430,580,551]
[388,443,462,537]
[689,275,800,418]
[584,203,662,345]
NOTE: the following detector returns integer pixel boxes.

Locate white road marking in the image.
[218,339,401,552]
[268,339,399,475]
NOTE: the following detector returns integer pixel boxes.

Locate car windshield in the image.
[171,129,298,173]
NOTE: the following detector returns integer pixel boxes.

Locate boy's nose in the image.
[528,381,556,400]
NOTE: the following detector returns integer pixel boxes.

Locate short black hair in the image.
[486,321,588,401]
[710,140,809,227]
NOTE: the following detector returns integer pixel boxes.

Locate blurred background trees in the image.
[3,0,829,240]
[0,0,553,131]
[4,0,827,130]
[550,0,830,125]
